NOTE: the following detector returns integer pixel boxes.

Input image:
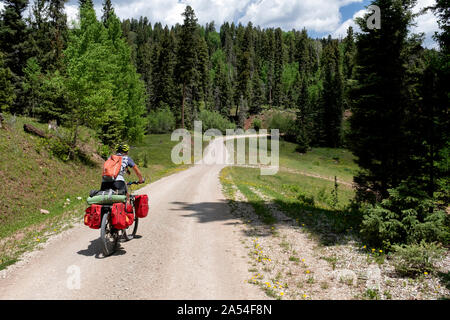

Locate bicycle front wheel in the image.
[100,212,119,257]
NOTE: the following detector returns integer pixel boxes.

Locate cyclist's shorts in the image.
[100,180,127,195]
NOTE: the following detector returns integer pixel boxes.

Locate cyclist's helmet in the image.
[116,143,130,154]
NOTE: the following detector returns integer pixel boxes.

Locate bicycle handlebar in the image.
[127,178,146,186]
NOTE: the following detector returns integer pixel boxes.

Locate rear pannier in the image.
[84,204,102,229]
[111,203,133,229]
[134,195,149,218]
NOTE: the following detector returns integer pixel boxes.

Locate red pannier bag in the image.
[125,203,134,226]
[111,203,130,229]
[84,204,102,229]
[134,195,149,218]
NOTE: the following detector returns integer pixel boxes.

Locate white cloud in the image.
[104,0,364,32]
[113,0,185,26]
[239,0,362,32]
[332,0,439,48]
[412,0,439,48]
[332,8,366,38]
[62,0,439,47]
[65,4,80,27]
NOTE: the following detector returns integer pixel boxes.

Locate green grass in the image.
[230,137,358,184]
[278,141,358,184]
[128,133,192,183]
[220,137,362,245]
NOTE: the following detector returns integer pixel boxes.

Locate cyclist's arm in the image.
[132,165,144,183]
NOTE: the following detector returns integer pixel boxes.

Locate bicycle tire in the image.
[123,216,139,241]
[100,212,119,257]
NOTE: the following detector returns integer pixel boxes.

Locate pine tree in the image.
[319,38,344,148]
[296,28,310,76]
[273,28,284,107]
[0,51,15,112]
[235,24,253,116]
[342,26,356,80]
[175,5,198,128]
[151,26,177,112]
[48,0,68,71]
[0,0,29,76]
[22,57,43,117]
[196,35,210,108]
[348,0,421,202]
[295,73,311,153]
[102,0,114,24]
[78,0,93,9]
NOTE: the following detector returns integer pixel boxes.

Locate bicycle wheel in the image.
[100,212,119,257]
[123,216,139,241]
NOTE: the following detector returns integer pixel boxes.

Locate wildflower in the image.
[280,292,284,296]
[363,245,366,249]
[424,272,428,275]
[371,248,375,252]
[306,270,310,274]
[303,294,307,298]
[379,250,383,253]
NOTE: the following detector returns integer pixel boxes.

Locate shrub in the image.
[297,191,315,207]
[266,111,296,141]
[197,109,236,133]
[148,107,176,134]
[98,144,112,160]
[390,241,445,276]
[360,181,450,249]
[252,118,262,131]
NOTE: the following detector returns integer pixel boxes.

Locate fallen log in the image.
[23,123,48,138]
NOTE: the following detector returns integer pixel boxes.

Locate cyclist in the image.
[100,143,145,196]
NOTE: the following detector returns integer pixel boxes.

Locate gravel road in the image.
[0,136,267,300]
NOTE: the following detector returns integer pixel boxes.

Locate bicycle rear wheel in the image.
[100,212,119,256]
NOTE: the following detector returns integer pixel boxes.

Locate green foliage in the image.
[197,109,236,133]
[390,241,445,276]
[97,143,112,160]
[22,57,43,117]
[64,5,146,147]
[148,106,176,134]
[296,191,315,207]
[48,136,72,162]
[348,0,425,202]
[252,118,262,131]
[266,111,296,141]
[0,51,15,112]
[360,181,450,249]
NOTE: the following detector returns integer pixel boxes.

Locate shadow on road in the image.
[171,198,362,246]
[171,200,273,238]
[77,238,127,259]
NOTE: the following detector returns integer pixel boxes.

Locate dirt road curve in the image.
[0,136,267,299]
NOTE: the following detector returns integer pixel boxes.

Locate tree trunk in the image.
[23,123,47,138]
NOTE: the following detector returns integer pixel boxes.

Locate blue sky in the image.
[59,0,439,48]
